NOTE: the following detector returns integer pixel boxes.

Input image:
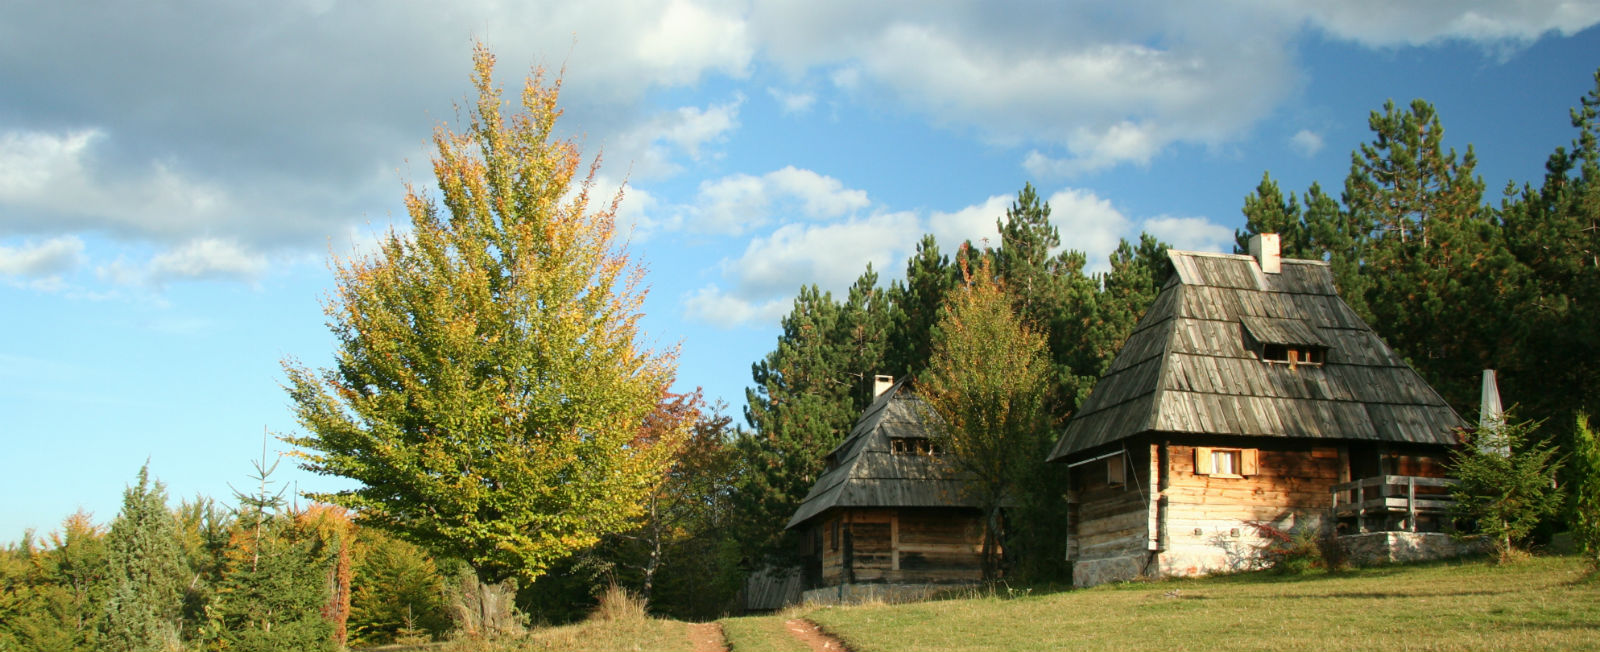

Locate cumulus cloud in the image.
[1290,129,1325,157]
[1290,1,1600,48]
[1141,215,1236,254]
[0,236,87,279]
[682,285,793,326]
[686,166,870,235]
[767,87,817,114]
[99,238,268,288]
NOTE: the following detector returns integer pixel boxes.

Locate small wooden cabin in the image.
[1047,234,1465,587]
[786,376,988,598]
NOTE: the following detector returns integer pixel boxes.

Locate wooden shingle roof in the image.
[1046,250,1465,462]
[786,378,978,529]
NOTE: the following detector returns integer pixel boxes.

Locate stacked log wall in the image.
[1156,442,1341,577]
[817,508,985,586]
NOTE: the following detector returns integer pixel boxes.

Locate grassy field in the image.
[805,555,1600,652]
[413,556,1599,652]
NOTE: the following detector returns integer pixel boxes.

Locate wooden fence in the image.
[1330,475,1456,533]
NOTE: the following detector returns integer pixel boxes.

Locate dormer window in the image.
[890,437,942,456]
[1241,316,1329,368]
[1262,343,1326,366]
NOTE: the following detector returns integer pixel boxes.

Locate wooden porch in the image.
[1331,475,1456,534]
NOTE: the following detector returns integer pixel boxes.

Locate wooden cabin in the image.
[1046,234,1466,587]
[786,376,988,601]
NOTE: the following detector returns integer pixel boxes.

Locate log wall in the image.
[1067,447,1153,587]
[816,508,985,587]
[1155,441,1342,578]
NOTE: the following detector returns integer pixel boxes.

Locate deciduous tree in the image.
[919,254,1053,582]
[282,45,680,588]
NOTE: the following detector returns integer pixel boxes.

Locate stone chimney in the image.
[872,374,894,398]
[1249,232,1281,274]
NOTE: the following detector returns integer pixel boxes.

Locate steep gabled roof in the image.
[786,378,978,529]
[1046,250,1465,462]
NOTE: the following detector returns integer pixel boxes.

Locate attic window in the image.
[1240,316,1329,368]
[890,437,942,456]
[1261,344,1326,367]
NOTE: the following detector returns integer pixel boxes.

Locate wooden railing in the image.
[1330,475,1456,533]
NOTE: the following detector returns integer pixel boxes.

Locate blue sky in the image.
[4,1,1599,538]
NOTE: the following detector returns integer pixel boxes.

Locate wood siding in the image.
[815,508,985,587]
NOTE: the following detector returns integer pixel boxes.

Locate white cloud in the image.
[1045,188,1134,274]
[686,211,922,327]
[1141,215,1235,254]
[1290,129,1325,157]
[607,96,744,179]
[927,194,1009,250]
[686,166,870,235]
[767,87,816,114]
[1291,1,1600,48]
[0,236,87,278]
[99,238,268,287]
[633,0,753,85]
[682,285,792,326]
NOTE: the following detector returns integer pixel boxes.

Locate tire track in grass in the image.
[688,621,728,652]
[784,618,849,652]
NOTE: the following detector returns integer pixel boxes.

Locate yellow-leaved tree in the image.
[281,45,682,603]
[919,252,1053,583]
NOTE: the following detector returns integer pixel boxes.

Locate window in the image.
[1262,344,1326,367]
[890,437,942,456]
[1106,456,1126,486]
[1195,446,1259,477]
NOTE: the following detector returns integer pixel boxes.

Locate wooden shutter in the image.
[1195,447,1214,474]
[1242,448,1260,475]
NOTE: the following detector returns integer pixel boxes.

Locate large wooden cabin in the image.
[786,377,988,601]
[1047,234,1466,587]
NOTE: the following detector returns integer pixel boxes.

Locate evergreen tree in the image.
[204,450,336,652]
[884,234,956,379]
[281,45,681,587]
[101,466,186,652]
[1450,419,1565,562]
[348,531,450,646]
[1499,69,1600,436]
[1234,172,1314,258]
[1339,99,1512,410]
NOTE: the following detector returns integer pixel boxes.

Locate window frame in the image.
[1194,446,1260,478]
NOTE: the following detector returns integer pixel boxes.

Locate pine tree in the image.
[1450,419,1565,563]
[281,44,681,587]
[884,234,956,379]
[736,285,861,562]
[101,466,186,652]
[1234,172,1314,258]
[1344,99,1508,410]
[204,448,337,652]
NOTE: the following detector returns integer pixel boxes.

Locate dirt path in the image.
[687,622,727,652]
[784,618,849,652]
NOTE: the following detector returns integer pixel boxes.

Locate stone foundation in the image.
[1339,531,1473,565]
[1071,553,1150,588]
[802,582,977,605]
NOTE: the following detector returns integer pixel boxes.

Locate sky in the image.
[4,1,1600,539]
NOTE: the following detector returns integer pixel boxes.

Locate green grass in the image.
[799,555,1600,652]
[720,614,811,652]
